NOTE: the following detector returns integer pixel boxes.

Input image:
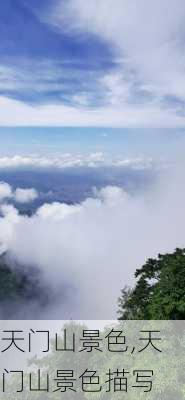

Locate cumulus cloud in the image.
[0,182,38,204]
[14,188,38,204]
[0,164,184,319]
[37,202,81,220]
[0,182,12,201]
[0,154,162,170]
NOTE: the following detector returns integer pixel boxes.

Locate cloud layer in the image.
[0,154,163,170]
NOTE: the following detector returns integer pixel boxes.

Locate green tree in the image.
[118,248,185,319]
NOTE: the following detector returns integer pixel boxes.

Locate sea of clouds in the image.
[0,160,183,319]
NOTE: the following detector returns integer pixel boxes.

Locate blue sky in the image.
[0,0,114,106]
[0,127,183,160]
[0,0,117,110]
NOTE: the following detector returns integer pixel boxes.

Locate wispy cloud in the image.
[0,59,108,106]
[0,0,185,126]
[33,0,185,125]
[50,0,185,101]
[0,95,184,127]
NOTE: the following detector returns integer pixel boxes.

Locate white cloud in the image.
[95,186,129,207]
[51,0,185,100]
[0,2,184,126]
[0,153,161,170]
[14,188,38,204]
[0,182,38,204]
[32,0,185,126]
[0,93,184,128]
[0,182,12,201]
[37,202,81,220]
[100,73,133,106]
